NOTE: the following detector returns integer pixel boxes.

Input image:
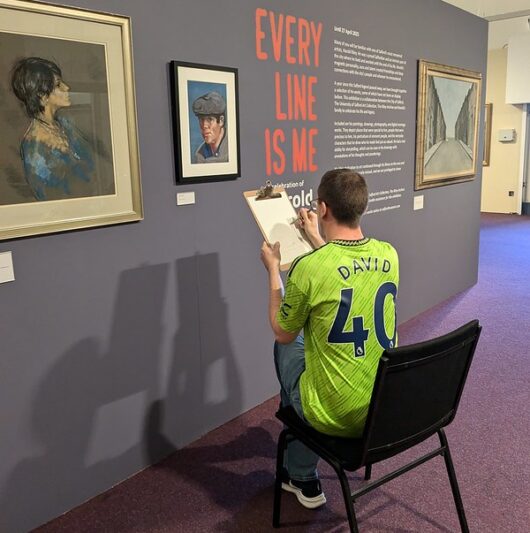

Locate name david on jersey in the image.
[337,257,392,280]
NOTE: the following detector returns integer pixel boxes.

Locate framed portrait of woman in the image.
[0,0,142,240]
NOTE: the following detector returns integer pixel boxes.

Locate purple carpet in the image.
[35,213,530,532]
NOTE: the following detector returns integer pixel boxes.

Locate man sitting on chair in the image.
[260,168,399,509]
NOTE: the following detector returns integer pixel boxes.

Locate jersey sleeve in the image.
[276,277,311,333]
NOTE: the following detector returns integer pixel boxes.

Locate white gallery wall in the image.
[443,0,530,213]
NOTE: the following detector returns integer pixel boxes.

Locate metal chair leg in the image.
[438,429,469,533]
[335,466,360,533]
[273,429,289,528]
[364,464,372,480]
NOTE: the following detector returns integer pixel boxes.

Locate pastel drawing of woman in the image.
[11,57,96,201]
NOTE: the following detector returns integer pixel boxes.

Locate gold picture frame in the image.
[415,60,482,190]
[482,103,492,166]
[0,0,142,240]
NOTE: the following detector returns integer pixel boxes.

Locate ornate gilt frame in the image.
[415,60,482,190]
[0,0,142,240]
[482,103,493,166]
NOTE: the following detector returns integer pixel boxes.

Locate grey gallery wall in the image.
[0,0,487,530]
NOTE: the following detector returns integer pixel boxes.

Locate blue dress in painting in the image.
[20,117,97,201]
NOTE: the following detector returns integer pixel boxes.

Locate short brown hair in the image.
[318,168,368,228]
[11,57,62,118]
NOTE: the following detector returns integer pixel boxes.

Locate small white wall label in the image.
[413,195,424,210]
[176,191,196,206]
[0,251,15,283]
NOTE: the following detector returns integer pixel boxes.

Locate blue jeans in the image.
[274,335,320,481]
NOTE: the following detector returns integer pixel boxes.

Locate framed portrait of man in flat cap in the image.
[170,61,240,183]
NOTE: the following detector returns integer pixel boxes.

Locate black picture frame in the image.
[170,61,241,184]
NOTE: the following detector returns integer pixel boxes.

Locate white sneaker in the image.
[281,478,327,509]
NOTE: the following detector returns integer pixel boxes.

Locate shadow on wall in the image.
[146,252,244,460]
[0,253,245,532]
[0,263,170,533]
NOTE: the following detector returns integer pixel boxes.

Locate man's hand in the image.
[298,208,325,248]
[261,241,281,272]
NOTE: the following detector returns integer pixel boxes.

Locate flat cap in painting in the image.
[192,91,226,116]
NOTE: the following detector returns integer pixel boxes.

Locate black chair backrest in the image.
[362,320,481,462]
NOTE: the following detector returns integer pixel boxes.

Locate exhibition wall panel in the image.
[0,0,486,530]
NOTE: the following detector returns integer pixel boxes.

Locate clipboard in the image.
[244,184,314,271]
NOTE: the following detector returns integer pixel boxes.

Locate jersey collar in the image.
[329,238,370,246]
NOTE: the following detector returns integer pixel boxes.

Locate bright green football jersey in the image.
[277,238,399,438]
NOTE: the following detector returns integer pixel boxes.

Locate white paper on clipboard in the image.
[244,187,314,271]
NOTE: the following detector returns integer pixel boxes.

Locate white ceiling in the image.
[442,0,530,49]
[442,0,530,19]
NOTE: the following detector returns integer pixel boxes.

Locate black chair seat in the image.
[276,406,365,471]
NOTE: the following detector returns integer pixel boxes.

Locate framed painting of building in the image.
[415,60,482,190]
[0,0,142,240]
[483,103,492,166]
[170,61,240,183]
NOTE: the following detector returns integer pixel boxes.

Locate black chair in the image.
[273,320,481,532]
